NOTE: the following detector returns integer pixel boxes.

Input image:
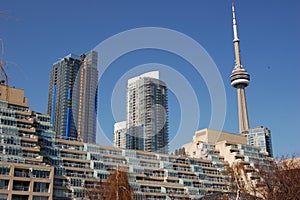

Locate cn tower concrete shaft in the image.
[237,86,249,132]
[230,3,250,133]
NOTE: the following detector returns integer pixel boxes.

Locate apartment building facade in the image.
[113,121,127,148]
[243,126,273,157]
[42,137,229,200]
[0,85,54,200]
[0,85,271,200]
[126,71,169,154]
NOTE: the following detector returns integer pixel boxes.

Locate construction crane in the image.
[0,38,9,102]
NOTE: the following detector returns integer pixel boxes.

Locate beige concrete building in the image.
[182,128,268,166]
[182,128,271,198]
[0,84,54,200]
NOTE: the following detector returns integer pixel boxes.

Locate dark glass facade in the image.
[47,51,98,143]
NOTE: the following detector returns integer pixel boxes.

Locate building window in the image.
[0,194,7,200]
[32,197,48,200]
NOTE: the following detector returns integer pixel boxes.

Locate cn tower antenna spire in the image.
[230,3,251,133]
[232,2,239,42]
[232,2,242,69]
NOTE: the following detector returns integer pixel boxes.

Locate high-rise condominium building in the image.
[243,126,273,157]
[126,71,169,153]
[113,121,127,148]
[47,51,98,143]
[0,84,54,200]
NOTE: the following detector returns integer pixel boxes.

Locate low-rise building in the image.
[182,128,271,198]
[40,135,229,199]
[182,128,270,166]
[0,85,271,200]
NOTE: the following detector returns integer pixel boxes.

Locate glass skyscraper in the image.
[243,126,273,157]
[126,71,169,154]
[47,51,98,143]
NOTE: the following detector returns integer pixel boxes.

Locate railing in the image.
[57,144,83,151]
[85,183,101,188]
[23,152,40,158]
[141,188,161,193]
[14,171,30,177]
[140,162,159,168]
[178,174,198,180]
[66,172,93,178]
[173,167,190,172]
[53,192,73,198]
[165,189,185,195]
[33,187,49,192]
[63,162,89,169]
[61,153,86,160]
[13,185,29,191]
[0,168,10,175]
[0,157,46,166]
[54,181,69,187]
[0,185,8,190]
[19,133,36,139]
[21,142,36,148]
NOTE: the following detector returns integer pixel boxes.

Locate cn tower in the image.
[230,3,251,133]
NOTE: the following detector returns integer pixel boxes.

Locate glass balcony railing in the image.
[0,185,8,190]
[13,185,29,191]
[14,171,30,178]
[33,187,49,192]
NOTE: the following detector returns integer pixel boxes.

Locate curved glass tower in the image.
[47,51,98,143]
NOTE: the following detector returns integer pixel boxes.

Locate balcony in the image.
[15,110,32,116]
[18,127,36,134]
[14,170,30,178]
[61,156,89,164]
[57,138,84,147]
[65,172,94,179]
[16,118,34,125]
[0,180,9,190]
[33,182,49,193]
[23,153,43,163]
[13,185,29,191]
[19,133,38,142]
[0,166,10,176]
[0,185,8,190]
[12,181,30,191]
[32,169,51,179]
[54,181,69,187]
[21,145,40,153]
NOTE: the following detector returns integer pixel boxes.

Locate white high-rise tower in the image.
[126,71,169,153]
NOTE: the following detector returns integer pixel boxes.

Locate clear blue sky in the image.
[1,0,299,157]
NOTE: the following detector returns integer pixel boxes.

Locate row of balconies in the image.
[63,162,89,169]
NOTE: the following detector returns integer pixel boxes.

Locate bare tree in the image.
[84,169,133,200]
[226,162,258,199]
[255,157,300,200]
[226,157,300,200]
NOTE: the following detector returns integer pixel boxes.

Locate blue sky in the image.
[1,0,299,157]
